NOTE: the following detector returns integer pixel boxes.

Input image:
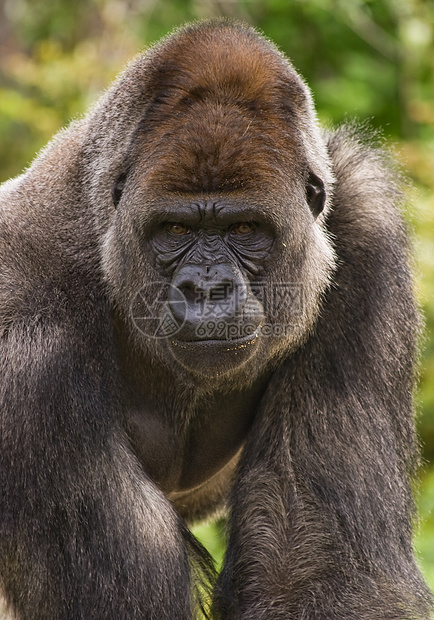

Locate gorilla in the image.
[0,19,432,620]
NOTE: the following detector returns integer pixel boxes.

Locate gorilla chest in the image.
[124,385,264,494]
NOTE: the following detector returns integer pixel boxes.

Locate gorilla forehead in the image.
[130,100,305,195]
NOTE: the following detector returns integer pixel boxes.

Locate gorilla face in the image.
[103,27,336,379]
[144,199,271,374]
[110,163,332,378]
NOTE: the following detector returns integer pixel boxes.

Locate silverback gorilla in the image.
[0,19,432,620]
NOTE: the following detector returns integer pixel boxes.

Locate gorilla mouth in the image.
[168,328,261,375]
[170,327,260,350]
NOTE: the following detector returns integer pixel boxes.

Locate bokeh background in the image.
[1,0,433,588]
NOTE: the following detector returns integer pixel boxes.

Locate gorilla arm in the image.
[213,129,431,620]
[0,305,199,619]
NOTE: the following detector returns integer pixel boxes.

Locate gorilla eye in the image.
[230,222,255,235]
[167,223,191,235]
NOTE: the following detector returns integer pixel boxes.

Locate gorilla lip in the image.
[168,328,262,374]
[170,327,260,351]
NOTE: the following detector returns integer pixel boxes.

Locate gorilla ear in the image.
[112,173,127,208]
[306,172,326,218]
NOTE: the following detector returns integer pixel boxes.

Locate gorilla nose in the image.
[168,263,248,334]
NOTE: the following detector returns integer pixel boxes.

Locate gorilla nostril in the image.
[175,275,235,304]
[169,264,249,332]
[178,280,196,303]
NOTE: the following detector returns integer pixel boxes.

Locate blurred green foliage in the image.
[1,0,433,589]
